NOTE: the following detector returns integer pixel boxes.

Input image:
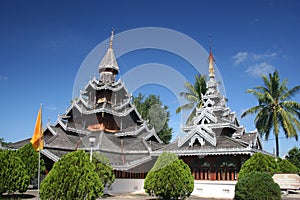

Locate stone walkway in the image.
[2,189,300,200]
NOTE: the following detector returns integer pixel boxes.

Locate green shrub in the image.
[144,152,194,199]
[0,150,30,195]
[278,158,299,173]
[235,172,281,200]
[92,152,115,187]
[16,143,46,182]
[286,147,300,169]
[239,152,279,178]
[40,150,103,200]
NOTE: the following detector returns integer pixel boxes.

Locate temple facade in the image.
[41,30,163,178]
[154,49,267,183]
[11,30,271,198]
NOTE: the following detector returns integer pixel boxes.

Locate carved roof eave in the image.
[112,156,153,171]
[203,93,221,100]
[46,125,58,136]
[77,146,150,155]
[209,122,238,131]
[182,122,238,132]
[144,127,163,144]
[193,108,217,125]
[250,130,262,148]
[96,81,125,91]
[62,100,77,118]
[178,125,216,147]
[57,119,91,135]
[151,147,270,157]
[74,103,134,116]
[41,149,60,162]
[115,123,147,137]
[85,78,124,92]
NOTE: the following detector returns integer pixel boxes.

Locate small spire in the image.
[109,28,114,49]
[208,34,215,78]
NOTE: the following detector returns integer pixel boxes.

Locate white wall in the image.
[106,179,236,199]
[192,180,236,199]
[104,179,145,194]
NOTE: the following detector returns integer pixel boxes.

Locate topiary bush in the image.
[16,143,46,182]
[235,172,281,200]
[40,150,103,200]
[286,147,300,169]
[0,150,30,195]
[92,152,115,187]
[239,152,279,178]
[144,152,194,199]
[278,158,299,173]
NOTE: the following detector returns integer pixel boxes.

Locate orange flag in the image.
[30,107,44,151]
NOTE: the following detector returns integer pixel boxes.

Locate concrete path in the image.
[2,189,300,200]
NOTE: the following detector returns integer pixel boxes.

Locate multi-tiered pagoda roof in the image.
[41,30,163,171]
[153,48,265,157]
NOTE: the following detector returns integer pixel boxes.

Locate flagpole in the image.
[37,103,42,200]
[30,104,43,200]
[38,149,41,199]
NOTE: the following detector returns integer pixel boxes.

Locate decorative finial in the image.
[109,28,114,49]
[208,34,215,78]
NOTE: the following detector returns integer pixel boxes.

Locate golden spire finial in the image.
[109,28,114,49]
[208,34,215,78]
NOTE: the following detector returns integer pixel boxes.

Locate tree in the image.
[235,172,281,200]
[133,94,173,144]
[239,152,279,178]
[0,137,11,147]
[0,150,30,195]
[144,152,194,199]
[40,150,103,200]
[16,143,46,182]
[286,146,300,169]
[277,158,299,173]
[242,70,300,157]
[92,152,115,187]
[176,74,207,124]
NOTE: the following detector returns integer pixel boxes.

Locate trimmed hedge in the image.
[40,150,103,200]
[235,172,281,200]
[144,152,194,199]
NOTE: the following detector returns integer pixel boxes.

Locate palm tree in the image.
[241,70,300,157]
[176,74,207,124]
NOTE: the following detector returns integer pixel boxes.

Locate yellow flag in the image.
[30,107,44,151]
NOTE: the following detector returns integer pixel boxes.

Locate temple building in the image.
[10,30,271,198]
[152,46,269,198]
[41,30,163,179]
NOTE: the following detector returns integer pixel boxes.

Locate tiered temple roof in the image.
[155,47,266,157]
[10,31,270,172]
[41,30,163,170]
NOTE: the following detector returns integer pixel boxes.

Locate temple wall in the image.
[192,180,236,199]
[104,178,145,194]
[105,178,236,199]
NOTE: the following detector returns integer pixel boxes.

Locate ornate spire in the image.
[208,35,215,78]
[109,28,114,49]
[98,29,119,84]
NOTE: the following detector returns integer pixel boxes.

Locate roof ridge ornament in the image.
[208,34,215,78]
[109,28,114,49]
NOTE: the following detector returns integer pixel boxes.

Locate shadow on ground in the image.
[1,194,35,199]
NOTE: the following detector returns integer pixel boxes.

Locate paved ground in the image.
[2,189,300,199]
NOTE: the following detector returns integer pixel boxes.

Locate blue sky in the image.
[0,0,299,157]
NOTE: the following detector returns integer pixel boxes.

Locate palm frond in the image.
[186,108,197,125]
[176,103,194,114]
[179,92,198,103]
[184,82,198,98]
[282,85,300,101]
[241,105,262,118]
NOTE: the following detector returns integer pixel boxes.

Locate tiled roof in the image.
[7,138,30,149]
